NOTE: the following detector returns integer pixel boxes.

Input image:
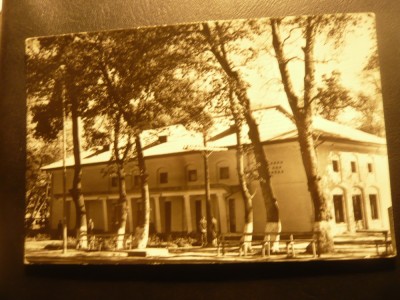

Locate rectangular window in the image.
[136,200,143,226]
[333,195,345,223]
[219,166,230,179]
[228,198,236,232]
[352,195,363,221]
[164,201,172,233]
[332,160,339,172]
[188,169,197,182]
[351,161,357,173]
[158,135,167,143]
[369,194,379,220]
[368,163,373,173]
[111,176,118,187]
[159,172,168,184]
[195,200,202,232]
[133,175,141,187]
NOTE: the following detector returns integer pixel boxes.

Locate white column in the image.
[216,192,227,233]
[102,198,108,232]
[183,194,193,233]
[362,189,370,229]
[153,195,162,233]
[344,189,355,232]
[127,197,133,232]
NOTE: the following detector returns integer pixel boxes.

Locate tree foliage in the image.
[314,71,354,121]
[26,13,382,252]
[270,14,365,252]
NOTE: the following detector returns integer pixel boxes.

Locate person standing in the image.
[199,216,207,247]
[88,218,94,235]
[210,217,218,247]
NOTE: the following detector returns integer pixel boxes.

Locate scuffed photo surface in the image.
[25,12,395,264]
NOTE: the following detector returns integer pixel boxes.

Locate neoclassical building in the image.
[43,106,392,236]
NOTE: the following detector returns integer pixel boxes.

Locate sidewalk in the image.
[24,239,394,265]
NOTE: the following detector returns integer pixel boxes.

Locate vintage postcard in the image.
[24,12,395,264]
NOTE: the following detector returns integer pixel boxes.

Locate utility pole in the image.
[203,132,212,245]
[62,69,68,254]
[184,135,227,246]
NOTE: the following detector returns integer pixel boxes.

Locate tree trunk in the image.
[296,117,334,253]
[203,133,214,246]
[245,110,281,251]
[271,17,334,253]
[234,81,281,250]
[202,22,280,249]
[69,106,87,249]
[135,134,150,249]
[229,90,254,254]
[116,162,128,249]
[112,114,129,250]
[235,128,254,254]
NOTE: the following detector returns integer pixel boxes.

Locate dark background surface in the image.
[1,1,400,299]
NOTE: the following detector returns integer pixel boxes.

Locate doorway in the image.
[228,198,236,233]
[195,200,202,232]
[352,194,364,229]
[164,201,172,233]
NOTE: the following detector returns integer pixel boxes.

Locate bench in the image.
[218,231,319,258]
[355,229,392,255]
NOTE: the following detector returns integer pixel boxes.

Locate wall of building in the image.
[318,141,391,233]
[48,139,392,236]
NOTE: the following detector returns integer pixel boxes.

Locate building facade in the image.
[43,107,392,236]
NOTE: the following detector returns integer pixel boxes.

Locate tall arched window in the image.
[332,187,345,223]
[367,186,380,220]
[352,187,364,222]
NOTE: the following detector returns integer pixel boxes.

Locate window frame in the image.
[159,171,168,184]
[133,175,141,187]
[369,194,379,220]
[332,160,339,172]
[351,161,357,173]
[333,194,345,223]
[111,176,119,187]
[219,166,230,180]
[187,169,198,182]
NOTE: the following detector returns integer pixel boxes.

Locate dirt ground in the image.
[24,239,394,265]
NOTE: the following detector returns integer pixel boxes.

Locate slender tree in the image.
[26,35,98,248]
[228,89,254,253]
[200,22,281,249]
[270,15,363,252]
[85,27,216,249]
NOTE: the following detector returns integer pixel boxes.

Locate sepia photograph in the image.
[24,12,395,265]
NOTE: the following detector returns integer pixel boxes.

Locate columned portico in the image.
[148,187,230,234]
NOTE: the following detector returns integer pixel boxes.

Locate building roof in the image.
[42,105,386,170]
